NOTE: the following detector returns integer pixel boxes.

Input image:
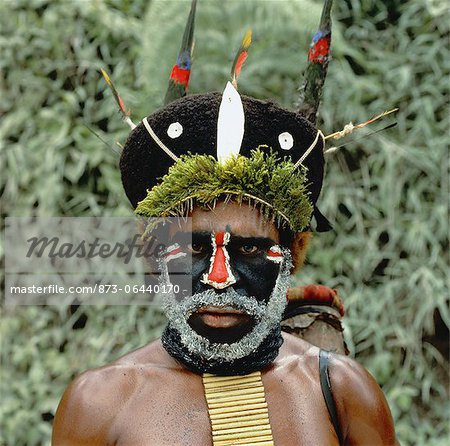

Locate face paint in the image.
[225,236,282,302]
[168,231,283,303]
[201,231,236,289]
[266,245,284,263]
[159,246,293,374]
[163,243,187,263]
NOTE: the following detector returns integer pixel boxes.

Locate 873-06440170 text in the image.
[4,217,193,304]
[9,283,181,296]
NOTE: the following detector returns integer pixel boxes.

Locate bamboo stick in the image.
[204,376,262,389]
[205,383,263,394]
[213,427,272,440]
[209,408,269,420]
[214,439,273,446]
[207,397,266,409]
[211,411,268,426]
[205,382,263,392]
[208,402,268,415]
[206,386,265,399]
[203,371,260,381]
[212,416,270,430]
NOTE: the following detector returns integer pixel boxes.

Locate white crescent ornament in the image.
[216,81,245,164]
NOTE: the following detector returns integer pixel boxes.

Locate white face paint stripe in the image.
[165,251,187,263]
[266,245,284,263]
[223,231,231,245]
[163,243,187,263]
[202,234,217,284]
[164,243,181,254]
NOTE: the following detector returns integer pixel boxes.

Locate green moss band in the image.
[135,148,313,232]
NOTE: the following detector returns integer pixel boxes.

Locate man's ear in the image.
[290,231,312,273]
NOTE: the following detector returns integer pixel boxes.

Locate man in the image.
[53,1,398,444]
[52,202,397,444]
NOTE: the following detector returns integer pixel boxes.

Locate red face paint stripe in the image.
[208,232,228,283]
[165,247,182,257]
[201,232,236,289]
[215,231,225,246]
[208,246,229,283]
[163,243,187,263]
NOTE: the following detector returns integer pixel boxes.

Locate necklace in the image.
[203,371,274,445]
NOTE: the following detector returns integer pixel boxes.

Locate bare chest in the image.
[111,369,338,446]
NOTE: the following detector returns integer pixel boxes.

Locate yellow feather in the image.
[242,29,252,49]
[101,69,112,88]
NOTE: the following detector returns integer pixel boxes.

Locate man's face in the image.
[159,201,292,372]
[166,201,284,343]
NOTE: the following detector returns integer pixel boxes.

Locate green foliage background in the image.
[1,0,448,444]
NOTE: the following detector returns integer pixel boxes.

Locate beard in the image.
[159,249,292,375]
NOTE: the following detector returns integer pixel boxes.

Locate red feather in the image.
[170,65,191,87]
[234,51,248,79]
[230,30,252,88]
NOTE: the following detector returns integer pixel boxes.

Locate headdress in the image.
[102,0,395,233]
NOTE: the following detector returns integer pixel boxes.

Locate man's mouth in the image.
[196,305,252,328]
[187,305,255,343]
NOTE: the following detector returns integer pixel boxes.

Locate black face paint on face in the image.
[159,256,292,375]
[167,231,281,301]
[162,230,283,344]
[225,234,281,301]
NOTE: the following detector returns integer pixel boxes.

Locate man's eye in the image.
[187,243,206,254]
[238,245,259,255]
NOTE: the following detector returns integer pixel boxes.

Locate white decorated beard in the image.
[159,248,292,365]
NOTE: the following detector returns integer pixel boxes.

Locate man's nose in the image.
[200,236,237,289]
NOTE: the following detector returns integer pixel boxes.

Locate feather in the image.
[217,82,245,163]
[101,69,136,129]
[297,0,333,124]
[164,0,197,104]
[231,29,252,89]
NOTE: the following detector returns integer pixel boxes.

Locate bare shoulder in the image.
[279,332,318,356]
[52,339,177,445]
[276,334,398,445]
[276,332,320,365]
[327,352,399,445]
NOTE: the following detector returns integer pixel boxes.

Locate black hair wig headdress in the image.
[102,0,395,232]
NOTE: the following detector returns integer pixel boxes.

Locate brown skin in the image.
[52,203,398,445]
[291,231,312,273]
